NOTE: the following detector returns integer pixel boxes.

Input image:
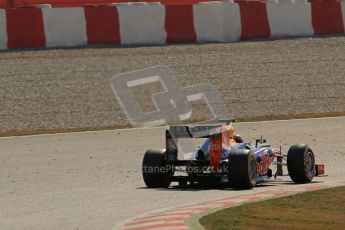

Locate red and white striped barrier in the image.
[1,0,345,50]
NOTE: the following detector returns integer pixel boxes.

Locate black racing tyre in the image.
[287,144,315,184]
[228,149,257,189]
[142,149,172,188]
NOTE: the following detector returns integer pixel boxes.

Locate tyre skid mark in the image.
[133,211,195,220]
[123,222,187,230]
[124,217,187,226]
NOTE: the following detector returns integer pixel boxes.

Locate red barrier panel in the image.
[6,7,45,48]
[84,5,120,44]
[236,0,270,40]
[165,5,196,43]
[0,0,8,8]
[310,0,344,35]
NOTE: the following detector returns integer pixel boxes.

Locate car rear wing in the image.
[167,125,223,139]
[217,117,236,125]
[166,125,224,168]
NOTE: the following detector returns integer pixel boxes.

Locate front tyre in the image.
[142,149,173,188]
[228,149,257,189]
[287,144,315,184]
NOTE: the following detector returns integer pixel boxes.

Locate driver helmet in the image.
[222,124,235,146]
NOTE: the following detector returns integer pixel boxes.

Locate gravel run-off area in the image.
[1,36,345,135]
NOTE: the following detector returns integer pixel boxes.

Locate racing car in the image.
[142,121,325,189]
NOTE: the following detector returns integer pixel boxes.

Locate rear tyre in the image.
[142,149,172,188]
[228,149,257,189]
[287,144,315,184]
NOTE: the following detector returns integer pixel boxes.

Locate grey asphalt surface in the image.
[1,36,345,134]
[1,117,345,230]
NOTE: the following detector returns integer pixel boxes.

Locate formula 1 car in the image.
[142,121,325,189]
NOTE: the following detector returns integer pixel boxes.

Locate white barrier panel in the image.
[0,10,7,50]
[267,0,313,37]
[341,0,345,30]
[193,1,241,43]
[43,8,87,47]
[117,3,166,45]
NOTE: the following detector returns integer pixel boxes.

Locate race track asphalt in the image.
[1,117,345,230]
